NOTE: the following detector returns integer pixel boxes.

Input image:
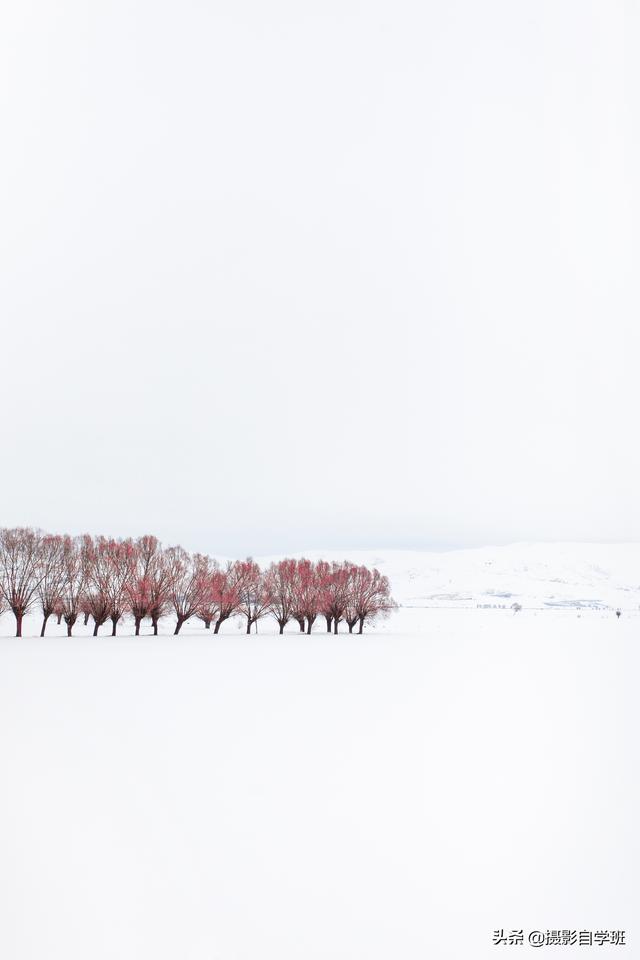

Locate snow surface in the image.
[0,544,638,959]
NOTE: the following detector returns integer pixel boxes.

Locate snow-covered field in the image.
[0,544,638,959]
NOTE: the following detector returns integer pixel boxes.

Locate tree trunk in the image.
[67,623,73,637]
[246,617,252,634]
[152,617,159,636]
[40,612,51,637]
[15,610,23,638]
[134,616,141,636]
[296,617,305,633]
[84,612,90,626]
[93,621,99,637]
[204,619,211,629]
[358,617,364,634]
[325,615,332,633]
[279,622,285,634]
[348,621,355,633]
[334,618,339,634]
[174,617,185,635]
[57,612,62,625]
[306,619,313,634]
[214,620,221,634]
[111,616,118,636]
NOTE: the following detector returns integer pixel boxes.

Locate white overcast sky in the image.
[0,0,638,555]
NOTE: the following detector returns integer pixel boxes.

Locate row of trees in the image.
[0,528,396,638]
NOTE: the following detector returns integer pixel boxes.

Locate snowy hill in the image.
[260,543,640,612]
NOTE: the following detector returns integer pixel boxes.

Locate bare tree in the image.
[265,559,297,634]
[36,535,66,636]
[0,527,46,636]
[147,551,172,636]
[314,560,333,632]
[84,537,114,637]
[165,546,207,634]
[102,539,136,636]
[319,561,352,635]
[294,559,322,634]
[351,566,395,633]
[211,561,242,633]
[236,560,270,634]
[126,535,169,636]
[59,536,87,637]
[195,558,218,630]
